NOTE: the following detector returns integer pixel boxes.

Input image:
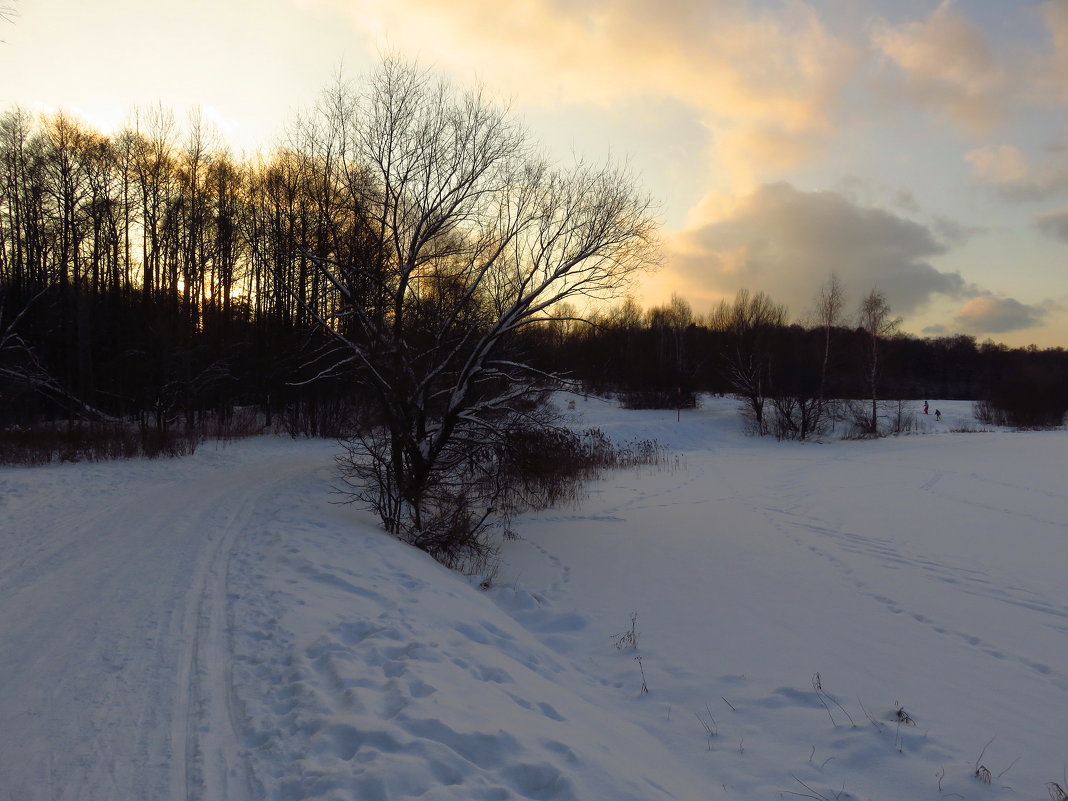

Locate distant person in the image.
[935,409,942,421]
[923,400,929,415]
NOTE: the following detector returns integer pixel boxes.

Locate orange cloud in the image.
[326,0,860,190]
[953,295,1054,334]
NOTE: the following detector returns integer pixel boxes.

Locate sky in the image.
[3,0,1068,346]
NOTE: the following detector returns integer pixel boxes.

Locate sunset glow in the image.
[4,0,1067,345]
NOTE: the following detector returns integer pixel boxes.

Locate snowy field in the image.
[1,396,1066,801]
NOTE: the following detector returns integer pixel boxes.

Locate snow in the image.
[1,396,1066,800]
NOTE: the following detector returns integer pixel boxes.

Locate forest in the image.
[2,93,1067,443]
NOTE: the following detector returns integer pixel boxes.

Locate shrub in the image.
[0,408,274,466]
[339,421,665,574]
[282,395,356,439]
[0,419,202,465]
[974,396,1067,429]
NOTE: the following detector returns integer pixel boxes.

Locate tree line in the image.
[526,283,1068,435]
[0,96,400,425]
[2,96,1066,435]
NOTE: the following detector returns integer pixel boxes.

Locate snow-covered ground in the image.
[1,396,1065,800]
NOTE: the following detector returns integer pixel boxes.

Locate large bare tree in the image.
[296,60,657,567]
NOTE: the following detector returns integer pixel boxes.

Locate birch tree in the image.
[297,60,657,567]
[857,287,900,435]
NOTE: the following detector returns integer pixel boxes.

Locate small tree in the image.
[856,287,900,435]
[772,273,845,440]
[709,289,787,435]
[296,60,656,569]
[815,273,845,405]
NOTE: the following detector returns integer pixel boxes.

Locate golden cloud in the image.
[953,295,1052,334]
[326,0,860,188]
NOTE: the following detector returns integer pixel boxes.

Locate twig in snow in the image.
[812,673,837,727]
[974,735,995,784]
[614,613,639,650]
[858,697,885,731]
[997,756,1020,779]
[811,673,855,727]
[695,706,717,751]
[1053,766,1068,801]
[722,695,737,712]
[782,775,846,801]
[635,656,648,694]
[1053,767,1068,801]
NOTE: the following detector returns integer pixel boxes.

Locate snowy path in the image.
[0,439,337,801]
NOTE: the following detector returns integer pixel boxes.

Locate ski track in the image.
[0,440,335,801]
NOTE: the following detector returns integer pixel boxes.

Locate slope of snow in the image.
[1,396,1065,800]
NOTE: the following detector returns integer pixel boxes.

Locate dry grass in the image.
[0,408,268,466]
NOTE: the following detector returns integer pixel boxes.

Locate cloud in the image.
[1037,207,1068,241]
[671,182,969,318]
[872,0,1009,131]
[326,0,861,189]
[834,177,984,243]
[1041,0,1068,102]
[952,296,1051,334]
[966,143,1068,200]
[931,214,986,246]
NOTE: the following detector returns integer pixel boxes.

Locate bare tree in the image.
[815,272,845,405]
[296,60,656,568]
[772,271,846,438]
[857,287,900,435]
[709,289,788,435]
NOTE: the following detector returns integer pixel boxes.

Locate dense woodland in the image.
[2,105,1067,438]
